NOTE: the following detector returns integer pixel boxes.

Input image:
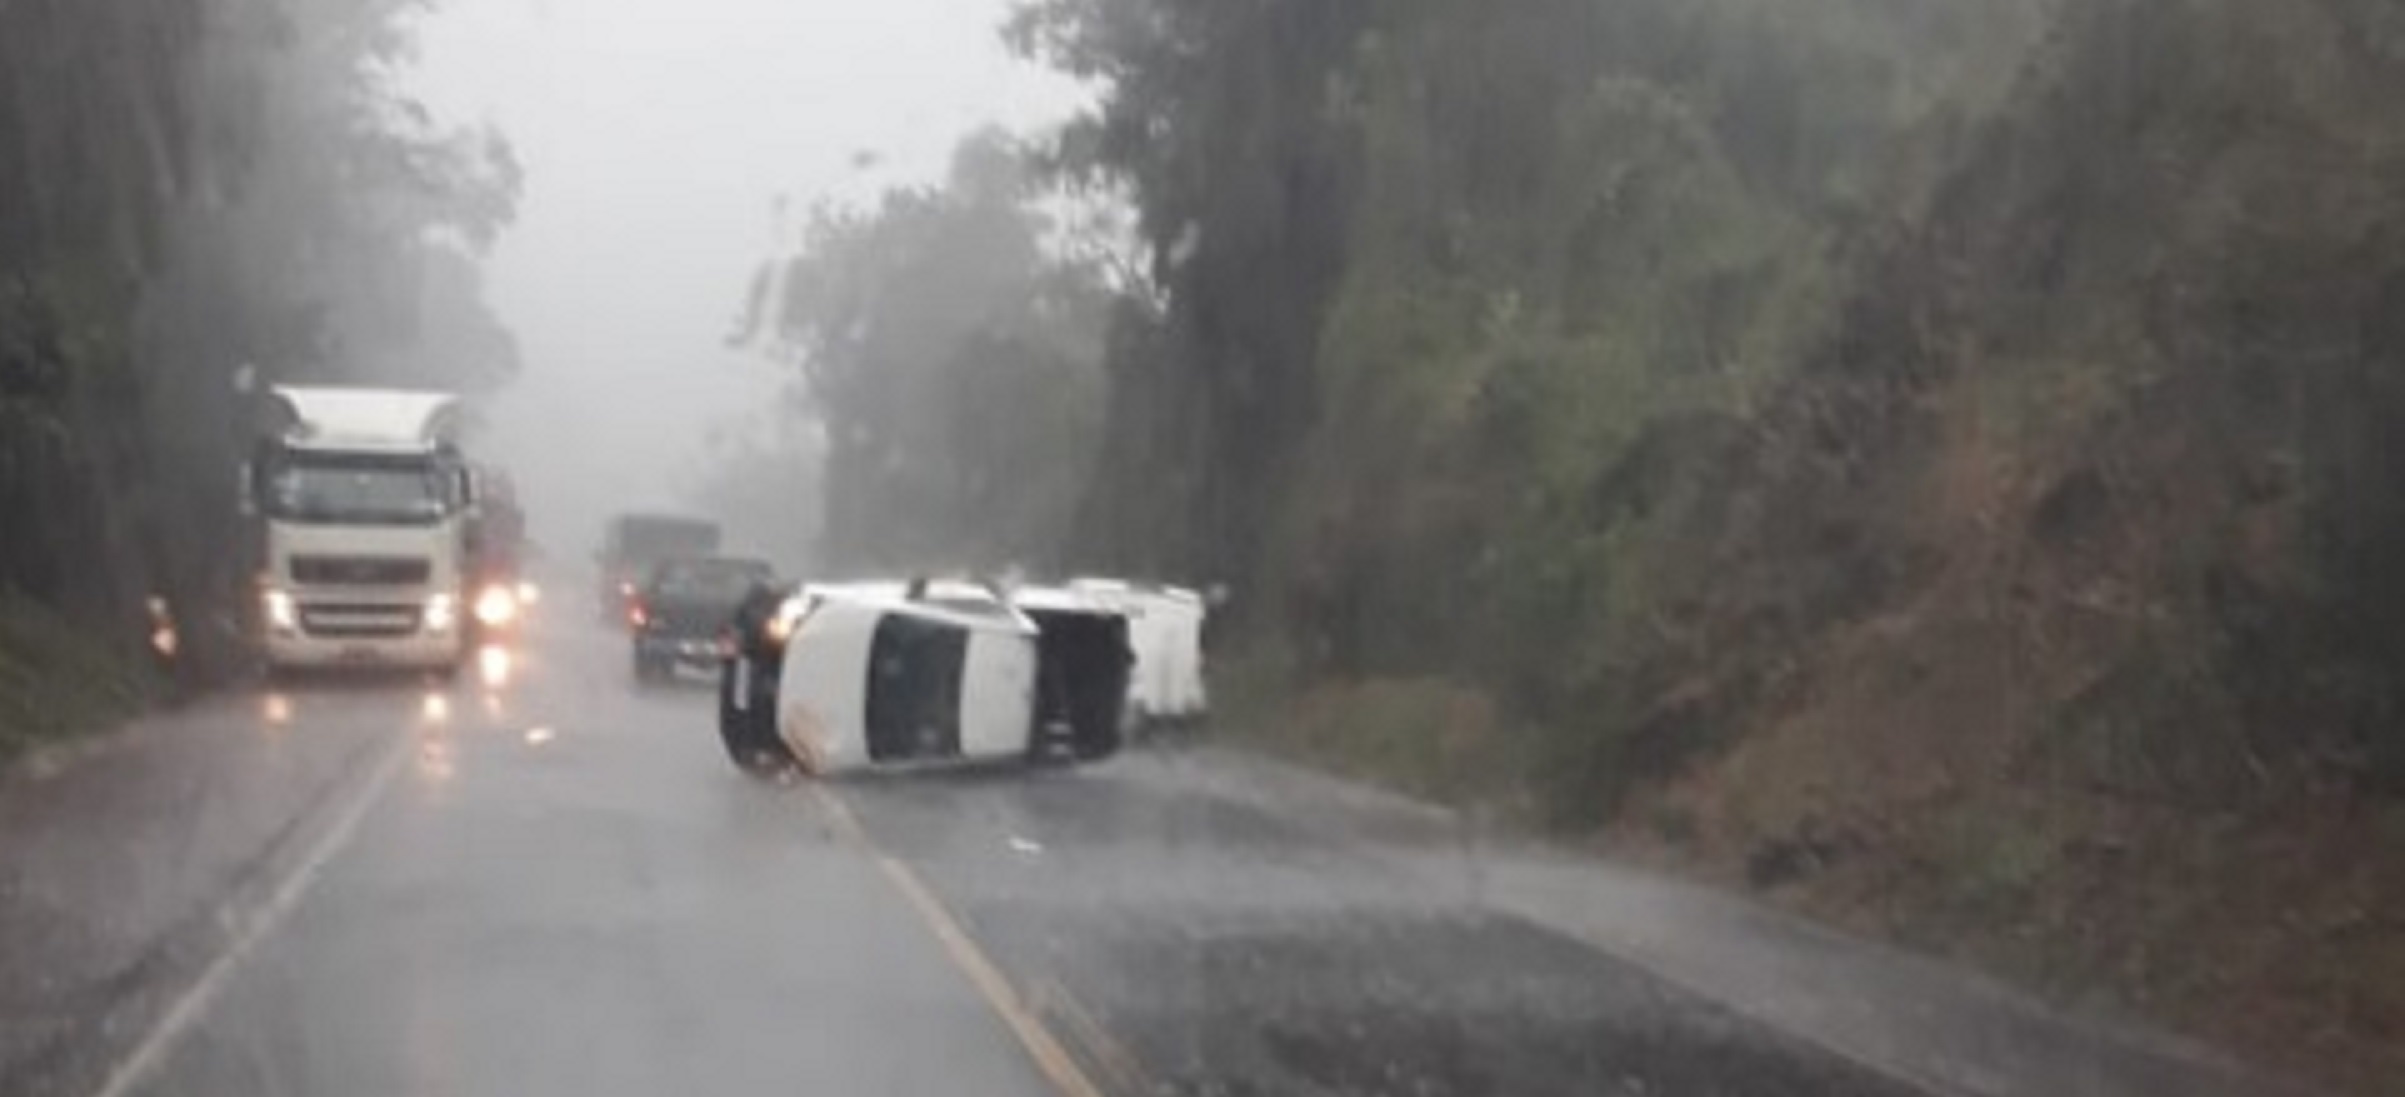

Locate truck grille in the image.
[290,556,431,586]
[300,604,423,638]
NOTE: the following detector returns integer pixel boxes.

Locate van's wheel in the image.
[1070,727,1121,763]
[1031,720,1119,765]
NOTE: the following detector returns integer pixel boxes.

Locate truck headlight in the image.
[425,593,459,633]
[473,584,519,628]
[264,589,298,633]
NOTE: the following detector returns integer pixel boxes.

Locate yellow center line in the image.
[1031,975,1152,1096]
[809,785,1113,1097]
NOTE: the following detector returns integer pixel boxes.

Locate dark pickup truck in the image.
[597,514,721,624]
[629,555,774,683]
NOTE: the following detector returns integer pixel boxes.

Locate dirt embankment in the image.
[1607,2,2405,1091]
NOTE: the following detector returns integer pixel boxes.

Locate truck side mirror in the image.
[237,462,258,517]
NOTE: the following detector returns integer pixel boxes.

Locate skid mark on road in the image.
[810,786,1116,1097]
[91,730,413,1097]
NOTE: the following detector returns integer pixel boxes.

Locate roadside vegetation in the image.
[0,595,150,761]
[730,130,1118,575]
[0,0,519,754]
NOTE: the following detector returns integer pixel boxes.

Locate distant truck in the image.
[596,513,721,623]
[245,386,480,675]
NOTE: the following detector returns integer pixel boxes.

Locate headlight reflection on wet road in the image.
[477,645,513,690]
[416,738,456,784]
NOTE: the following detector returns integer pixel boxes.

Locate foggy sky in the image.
[407,0,1084,565]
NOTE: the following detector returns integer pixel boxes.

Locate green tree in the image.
[736,131,1111,573]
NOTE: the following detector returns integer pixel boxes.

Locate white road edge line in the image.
[90,730,414,1097]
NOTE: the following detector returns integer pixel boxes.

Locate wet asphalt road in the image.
[2,617,1934,1097]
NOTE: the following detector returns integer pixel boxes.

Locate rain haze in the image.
[407,0,1085,565]
[8,3,2404,1096]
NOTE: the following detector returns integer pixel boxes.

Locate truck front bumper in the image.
[264,631,465,671]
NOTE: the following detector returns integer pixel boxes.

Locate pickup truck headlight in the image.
[762,595,815,648]
[425,593,459,633]
[766,605,800,645]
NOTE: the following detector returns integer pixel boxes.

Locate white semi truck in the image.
[246,386,479,675]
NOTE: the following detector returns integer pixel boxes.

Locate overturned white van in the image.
[717,580,1130,776]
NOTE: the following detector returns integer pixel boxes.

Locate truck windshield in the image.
[265,454,455,526]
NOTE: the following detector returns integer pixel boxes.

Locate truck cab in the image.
[250,387,476,674]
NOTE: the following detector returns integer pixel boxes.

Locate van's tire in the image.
[1070,728,1121,763]
[1030,720,1120,766]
